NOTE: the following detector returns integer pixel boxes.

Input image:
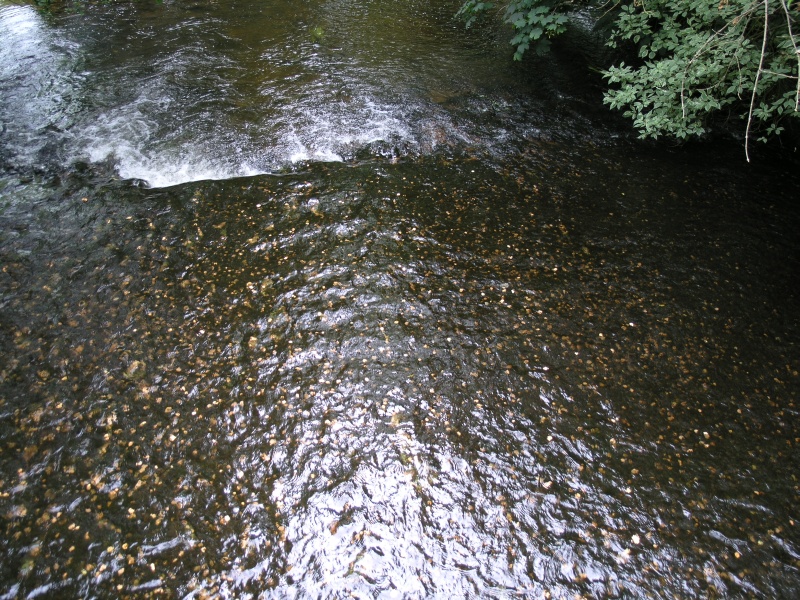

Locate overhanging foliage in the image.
[459,0,800,157]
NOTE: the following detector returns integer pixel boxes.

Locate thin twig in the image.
[760,69,800,78]
[745,0,770,162]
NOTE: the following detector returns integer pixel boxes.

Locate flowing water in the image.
[1,0,799,598]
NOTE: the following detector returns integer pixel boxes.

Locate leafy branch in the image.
[458,0,570,58]
[459,0,800,154]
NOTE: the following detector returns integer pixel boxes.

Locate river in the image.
[1,0,799,598]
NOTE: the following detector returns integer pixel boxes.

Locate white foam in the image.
[69,84,428,187]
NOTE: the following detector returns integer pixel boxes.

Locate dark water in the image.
[2,1,799,598]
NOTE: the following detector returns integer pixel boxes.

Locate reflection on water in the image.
[0,2,83,168]
[1,0,800,598]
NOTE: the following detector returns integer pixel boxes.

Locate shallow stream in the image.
[1,1,799,598]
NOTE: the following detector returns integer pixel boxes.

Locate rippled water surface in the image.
[1,1,799,598]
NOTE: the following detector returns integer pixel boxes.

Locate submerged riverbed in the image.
[2,0,799,598]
